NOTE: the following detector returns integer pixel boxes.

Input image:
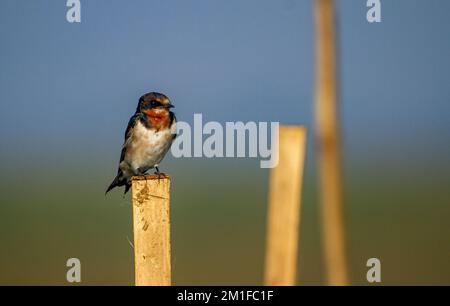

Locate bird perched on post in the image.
[106,92,176,194]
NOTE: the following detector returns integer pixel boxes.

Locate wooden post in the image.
[264,126,307,286]
[314,0,349,285]
[131,174,171,286]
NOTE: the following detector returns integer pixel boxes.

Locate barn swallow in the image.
[106,92,176,194]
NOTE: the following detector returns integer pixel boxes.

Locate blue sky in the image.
[1,0,449,168]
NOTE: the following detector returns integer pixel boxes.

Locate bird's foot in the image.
[137,167,151,180]
[154,166,166,180]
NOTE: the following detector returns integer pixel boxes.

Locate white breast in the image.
[123,121,174,173]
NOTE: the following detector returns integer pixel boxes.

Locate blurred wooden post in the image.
[314,0,349,285]
[264,126,307,286]
[131,175,171,286]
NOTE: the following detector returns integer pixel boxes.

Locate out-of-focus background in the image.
[0,0,449,285]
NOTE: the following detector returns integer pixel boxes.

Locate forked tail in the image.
[105,171,131,195]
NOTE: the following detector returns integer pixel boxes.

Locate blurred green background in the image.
[0,0,449,285]
[1,157,449,285]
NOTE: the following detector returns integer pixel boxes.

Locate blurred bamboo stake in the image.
[264,126,307,286]
[314,0,349,285]
[131,175,171,286]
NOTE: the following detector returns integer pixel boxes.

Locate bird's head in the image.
[137,92,174,117]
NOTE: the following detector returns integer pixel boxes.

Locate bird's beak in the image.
[166,103,175,109]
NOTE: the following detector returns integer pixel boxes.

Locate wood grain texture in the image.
[314,0,349,285]
[131,175,171,286]
[264,126,307,286]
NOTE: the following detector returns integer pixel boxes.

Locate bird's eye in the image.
[150,101,159,107]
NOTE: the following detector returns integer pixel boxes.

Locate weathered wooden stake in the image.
[131,174,171,286]
[264,126,307,286]
[314,0,349,285]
